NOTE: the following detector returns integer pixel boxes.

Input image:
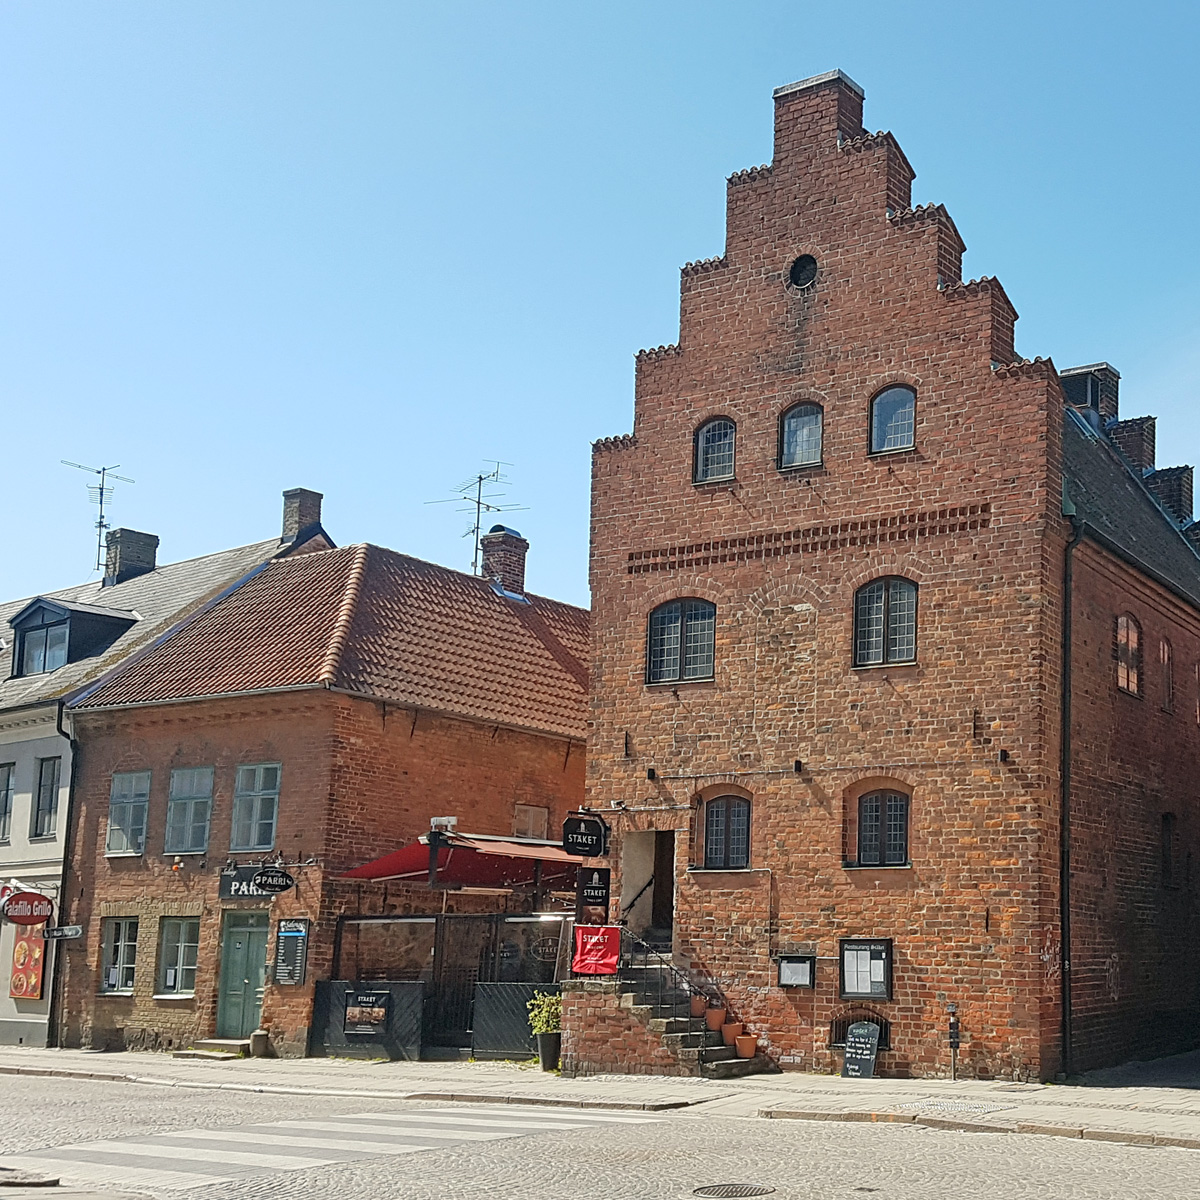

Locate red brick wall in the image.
[561,981,692,1077]
[1066,541,1200,1069]
[62,691,584,1056]
[584,74,1064,1080]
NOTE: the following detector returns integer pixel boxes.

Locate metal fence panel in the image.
[472,982,559,1059]
[309,980,424,1060]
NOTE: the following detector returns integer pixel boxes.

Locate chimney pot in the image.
[1109,416,1156,474]
[103,528,159,587]
[479,525,529,595]
[282,488,323,543]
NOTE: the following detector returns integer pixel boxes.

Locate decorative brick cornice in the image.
[682,255,727,276]
[728,163,772,186]
[993,356,1057,381]
[635,343,682,363]
[592,433,637,454]
[889,202,965,252]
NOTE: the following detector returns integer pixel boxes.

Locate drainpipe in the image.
[1059,512,1084,1079]
[46,699,79,1048]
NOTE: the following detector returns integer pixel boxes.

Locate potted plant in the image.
[527,990,562,1071]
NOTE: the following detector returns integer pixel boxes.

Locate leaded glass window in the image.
[647,600,716,683]
[869,386,916,453]
[780,403,823,468]
[853,578,917,666]
[704,796,750,869]
[694,418,736,482]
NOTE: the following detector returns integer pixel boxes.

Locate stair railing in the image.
[618,926,725,1023]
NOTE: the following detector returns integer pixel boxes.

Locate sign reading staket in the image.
[562,815,608,857]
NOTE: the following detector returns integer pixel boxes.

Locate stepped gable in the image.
[592,433,637,453]
[70,544,589,742]
[727,164,772,186]
[635,343,681,363]
[1064,409,1200,608]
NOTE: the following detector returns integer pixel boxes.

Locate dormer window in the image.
[21,619,69,676]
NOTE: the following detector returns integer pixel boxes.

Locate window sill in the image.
[229,847,276,854]
[153,992,195,1001]
[843,863,912,871]
[687,867,768,875]
[98,990,134,998]
[840,993,892,1003]
[867,446,916,459]
[778,461,824,473]
[692,476,736,488]
[27,834,58,843]
[645,678,715,689]
[852,661,918,672]
[1117,687,1143,700]
[163,851,207,857]
[105,851,144,859]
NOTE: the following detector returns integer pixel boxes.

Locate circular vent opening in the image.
[787,254,818,290]
[693,1187,776,1198]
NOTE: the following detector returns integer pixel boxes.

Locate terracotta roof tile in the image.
[72,545,590,742]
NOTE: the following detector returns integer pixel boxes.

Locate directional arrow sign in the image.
[42,926,83,940]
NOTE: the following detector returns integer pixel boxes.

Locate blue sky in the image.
[3,2,1198,607]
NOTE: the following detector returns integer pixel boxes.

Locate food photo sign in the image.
[3,890,54,1001]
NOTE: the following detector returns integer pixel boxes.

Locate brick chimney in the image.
[103,528,159,587]
[1061,363,1120,424]
[1109,416,1156,474]
[1147,466,1193,526]
[480,525,529,595]
[282,488,323,543]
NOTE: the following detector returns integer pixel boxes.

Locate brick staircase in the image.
[618,960,774,1079]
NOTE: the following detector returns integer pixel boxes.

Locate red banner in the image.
[572,924,620,975]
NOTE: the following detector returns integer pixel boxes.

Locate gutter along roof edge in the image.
[69,681,330,715]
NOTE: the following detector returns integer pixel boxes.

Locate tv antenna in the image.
[426,461,527,574]
[61,461,135,572]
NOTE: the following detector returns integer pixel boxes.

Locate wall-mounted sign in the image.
[219,866,278,900]
[42,926,83,941]
[1,892,53,926]
[576,867,611,925]
[563,815,608,857]
[344,989,391,1035]
[9,932,45,1000]
[252,868,296,894]
[841,1020,882,1078]
[839,939,893,1000]
[571,924,620,975]
[777,954,816,988]
[273,918,309,985]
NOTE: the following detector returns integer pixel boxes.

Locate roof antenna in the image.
[426,461,527,574]
[61,461,135,573]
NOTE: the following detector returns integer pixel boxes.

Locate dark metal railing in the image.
[618,926,726,1024]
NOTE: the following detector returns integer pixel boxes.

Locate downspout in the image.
[1059,506,1085,1079]
[46,699,79,1048]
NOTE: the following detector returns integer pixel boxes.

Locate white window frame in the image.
[513,804,549,839]
[157,917,200,995]
[106,771,151,855]
[31,757,61,839]
[0,762,13,843]
[165,767,214,854]
[231,762,281,852]
[101,917,139,992]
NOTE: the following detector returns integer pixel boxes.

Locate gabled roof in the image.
[0,538,285,713]
[10,597,138,626]
[1063,409,1200,610]
[70,545,590,742]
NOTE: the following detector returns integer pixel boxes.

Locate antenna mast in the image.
[426,461,527,574]
[61,461,135,573]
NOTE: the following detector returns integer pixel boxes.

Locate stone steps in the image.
[702,1052,775,1080]
[190,1038,251,1056]
[172,1049,242,1061]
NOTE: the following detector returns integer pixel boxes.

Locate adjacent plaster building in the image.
[569,70,1200,1080]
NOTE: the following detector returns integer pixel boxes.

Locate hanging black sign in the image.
[563,815,608,857]
[576,867,611,924]
[344,989,391,1035]
[841,1020,882,1079]
[252,867,296,894]
[219,866,276,899]
[273,919,309,985]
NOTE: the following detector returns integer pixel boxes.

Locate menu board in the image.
[9,933,45,1000]
[273,919,309,986]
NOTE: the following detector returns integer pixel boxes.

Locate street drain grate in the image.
[693,1187,775,1198]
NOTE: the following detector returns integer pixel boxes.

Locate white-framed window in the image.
[19,620,68,676]
[106,771,151,855]
[779,403,823,468]
[694,418,736,483]
[165,767,213,854]
[101,917,139,992]
[158,917,200,995]
[513,804,549,839]
[0,763,13,843]
[31,757,61,838]
[231,763,281,851]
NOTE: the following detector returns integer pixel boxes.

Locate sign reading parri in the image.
[273,919,309,985]
[562,815,608,856]
[252,867,296,894]
[219,866,279,899]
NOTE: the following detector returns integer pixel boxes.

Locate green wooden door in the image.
[216,911,268,1038]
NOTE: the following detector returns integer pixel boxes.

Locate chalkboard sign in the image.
[841,1020,881,1078]
[273,919,309,985]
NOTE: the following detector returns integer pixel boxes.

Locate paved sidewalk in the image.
[1,1046,1199,1150]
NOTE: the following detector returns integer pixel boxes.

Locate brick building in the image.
[58,526,587,1057]
[568,70,1200,1080]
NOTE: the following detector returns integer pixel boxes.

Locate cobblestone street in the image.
[1,1073,1197,1199]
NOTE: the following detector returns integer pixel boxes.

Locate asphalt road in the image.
[1,1075,1197,1199]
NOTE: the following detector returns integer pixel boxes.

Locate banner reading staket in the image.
[571,924,620,975]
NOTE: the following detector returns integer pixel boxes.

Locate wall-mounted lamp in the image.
[171,856,183,873]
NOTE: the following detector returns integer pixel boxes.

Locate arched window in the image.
[852,790,910,866]
[694,418,736,483]
[647,599,716,683]
[1160,638,1174,712]
[704,796,750,869]
[869,385,916,453]
[1116,614,1142,695]
[779,403,823,468]
[853,577,917,666]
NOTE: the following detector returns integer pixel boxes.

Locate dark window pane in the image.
[858,794,881,864]
[886,579,917,662]
[884,794,909,865]
[728,799,750,867]
[648,603,682,682]
[870,387,915,452]
[705,800,726,869]
[854,582,885,666]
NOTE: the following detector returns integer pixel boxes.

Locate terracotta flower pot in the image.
[704,1007,727,1032]
[721,1022,744,1046]
[690,994,708,1018]
[735,1034,758,1059]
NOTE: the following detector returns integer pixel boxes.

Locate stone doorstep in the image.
[761,1109,1200,1149]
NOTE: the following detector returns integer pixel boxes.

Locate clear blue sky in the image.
[3,2,1198,608]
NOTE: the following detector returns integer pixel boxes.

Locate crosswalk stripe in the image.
[0,1150,238,1190]
[331,1111,623,1130]
[41,1141,338,1170]
[268,1119,512,1141]
[440,1106,660,1124]
[160,1129,446,1155]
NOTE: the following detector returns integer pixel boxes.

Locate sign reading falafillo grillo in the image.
[2,891,54,925]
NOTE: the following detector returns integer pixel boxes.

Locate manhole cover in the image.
[693,1187,775,1198]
